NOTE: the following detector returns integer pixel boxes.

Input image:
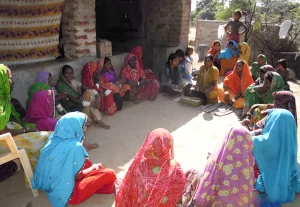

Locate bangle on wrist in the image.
[225,91,229,95]
[232,98,236,102]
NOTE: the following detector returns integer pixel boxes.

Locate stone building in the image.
[5,0,191,106]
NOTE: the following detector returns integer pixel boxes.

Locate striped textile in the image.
[0,0,64,65]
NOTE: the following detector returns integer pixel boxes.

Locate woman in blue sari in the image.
[252,109,300,206]
[218,40,239,76]
[32,112,116,206]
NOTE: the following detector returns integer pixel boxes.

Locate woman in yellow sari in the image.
[239,42,251,63]
[184,54,219,104]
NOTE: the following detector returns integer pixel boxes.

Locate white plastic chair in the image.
[0,133,38,197]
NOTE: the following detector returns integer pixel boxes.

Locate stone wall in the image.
[61,0,97,59]
[145,0,191,74]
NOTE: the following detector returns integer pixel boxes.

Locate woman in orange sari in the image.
[218,59,254,108]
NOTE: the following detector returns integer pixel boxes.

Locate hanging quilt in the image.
[0,0,64,65]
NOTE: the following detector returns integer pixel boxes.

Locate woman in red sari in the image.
[131,46,158,80]
[115,128,186,207]
[82,60,117,115]
[99,57,131,110]
[121,53,160,102]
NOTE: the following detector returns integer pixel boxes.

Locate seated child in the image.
[275,59,290,90]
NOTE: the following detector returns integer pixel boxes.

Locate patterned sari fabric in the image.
[0,0,64,65]
[121,53,160,101]
[194,126,258,207]
[131,46,158,80]
[81,61,118,115]
[26,90,57,131]
[115,128,186,207]
[55,67,82,112]
[244,72,284,110]
[246,90,297,129]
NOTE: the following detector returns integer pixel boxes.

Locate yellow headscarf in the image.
[239,42,251,63]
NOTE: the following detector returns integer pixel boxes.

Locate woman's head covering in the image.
[26,82,51,107]
[0,64,20,130]
[238,42,251,63]
[224,59,254,94]
[32,112,88,207]
[252,109,300,205]
[265,71,284,92]
[35,72,50,84]
[115,128,186,207]
[260,65,275,73]
[273,91,297,126]
[194,126,258,206]
[120,53,145,82]
[26,90,57,131]
[55,65,81,97]
[218,40,239,60]
[208,40,221,56]
[131,46,144,71]
[251,54,268,80]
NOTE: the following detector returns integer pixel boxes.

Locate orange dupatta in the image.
[223,59,253,95]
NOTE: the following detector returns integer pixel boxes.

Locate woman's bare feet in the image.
[83,142,99,151]
[95,120,110,129]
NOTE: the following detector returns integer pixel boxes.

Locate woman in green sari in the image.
[55,65,89,112]
[244,70,284,114]
[250,54,267,81]
[0,64,52,180]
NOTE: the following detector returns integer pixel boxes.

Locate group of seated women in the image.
[30,107,299,207]
[0,46,160,181]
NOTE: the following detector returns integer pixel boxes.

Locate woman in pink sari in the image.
[131,46,158,80]
[26,90,57,131]
[194,126,258,207]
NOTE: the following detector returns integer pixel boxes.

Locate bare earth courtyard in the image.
[1,80,300,207]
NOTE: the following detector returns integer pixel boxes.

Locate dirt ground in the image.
[0,79,299,207]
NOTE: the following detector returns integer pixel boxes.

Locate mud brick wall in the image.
[61,0,97,59]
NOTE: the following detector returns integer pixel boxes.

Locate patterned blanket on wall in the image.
[0,0,64,65]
